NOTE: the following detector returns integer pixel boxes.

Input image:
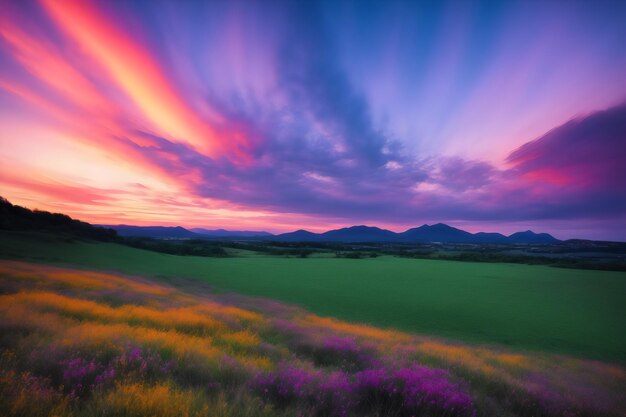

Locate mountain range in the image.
[103,225,272,239]
[103,223,560,244]
[270,224,559,243]
[190,228,273,237]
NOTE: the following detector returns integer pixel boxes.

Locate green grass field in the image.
[1,231,624,362]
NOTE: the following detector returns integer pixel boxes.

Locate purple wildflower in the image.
[253,364,474,417]
[355,365,476,417]
[294,335,377,372]
[61,357,103,397]
[251,365,319,407]
[113,343,174,379]
[315,371,355,417]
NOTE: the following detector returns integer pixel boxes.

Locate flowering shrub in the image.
[290,334,377,372]
[51,342,177,397]
[252,364,475,417]
[252,365,319,407]
[316,336,376,371]
[391,366,475,417]
[0,369,70,416]
[113,343,174,380]
[315,371,354,417]
[62,357,110,397]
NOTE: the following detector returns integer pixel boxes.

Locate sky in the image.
[0,0,625,240]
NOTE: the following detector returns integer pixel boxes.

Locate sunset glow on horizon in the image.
[1,0,625,240]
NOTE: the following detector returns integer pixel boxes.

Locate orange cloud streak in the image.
[40,0,249,161]
[0,22,112,115]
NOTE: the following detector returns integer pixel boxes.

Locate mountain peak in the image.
[509,230,538,237]
[508,230,559,243]
[430,223,454,229]
[399,223,472,242]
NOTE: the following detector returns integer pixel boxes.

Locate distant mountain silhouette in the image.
[507,230,560,243]
[320,225,397,242]
[1,197,562,244]
[105,225,198,238]
[397,223,474,242]
[273,229,320,241]
[472,232,509,243]
[271,223,560,244]
[191,228,273,237]
[105,225,274,239]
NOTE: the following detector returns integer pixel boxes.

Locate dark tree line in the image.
[122,237,228,257]
[0,197,117,241]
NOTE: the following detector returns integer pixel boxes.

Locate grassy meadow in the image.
[1,231,624,363]
[1,259,625,417]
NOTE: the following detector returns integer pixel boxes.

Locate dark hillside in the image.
[0,197,116,241]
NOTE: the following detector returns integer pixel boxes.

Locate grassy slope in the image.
[1,231,624,362]
[4,260,624,417]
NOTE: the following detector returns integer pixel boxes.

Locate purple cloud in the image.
[112,101,625,239]
[508,103,626,190]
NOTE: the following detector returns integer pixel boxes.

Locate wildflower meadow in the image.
[0,260,623,416]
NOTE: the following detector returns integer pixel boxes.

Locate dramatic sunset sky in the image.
[1,0,625,240]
